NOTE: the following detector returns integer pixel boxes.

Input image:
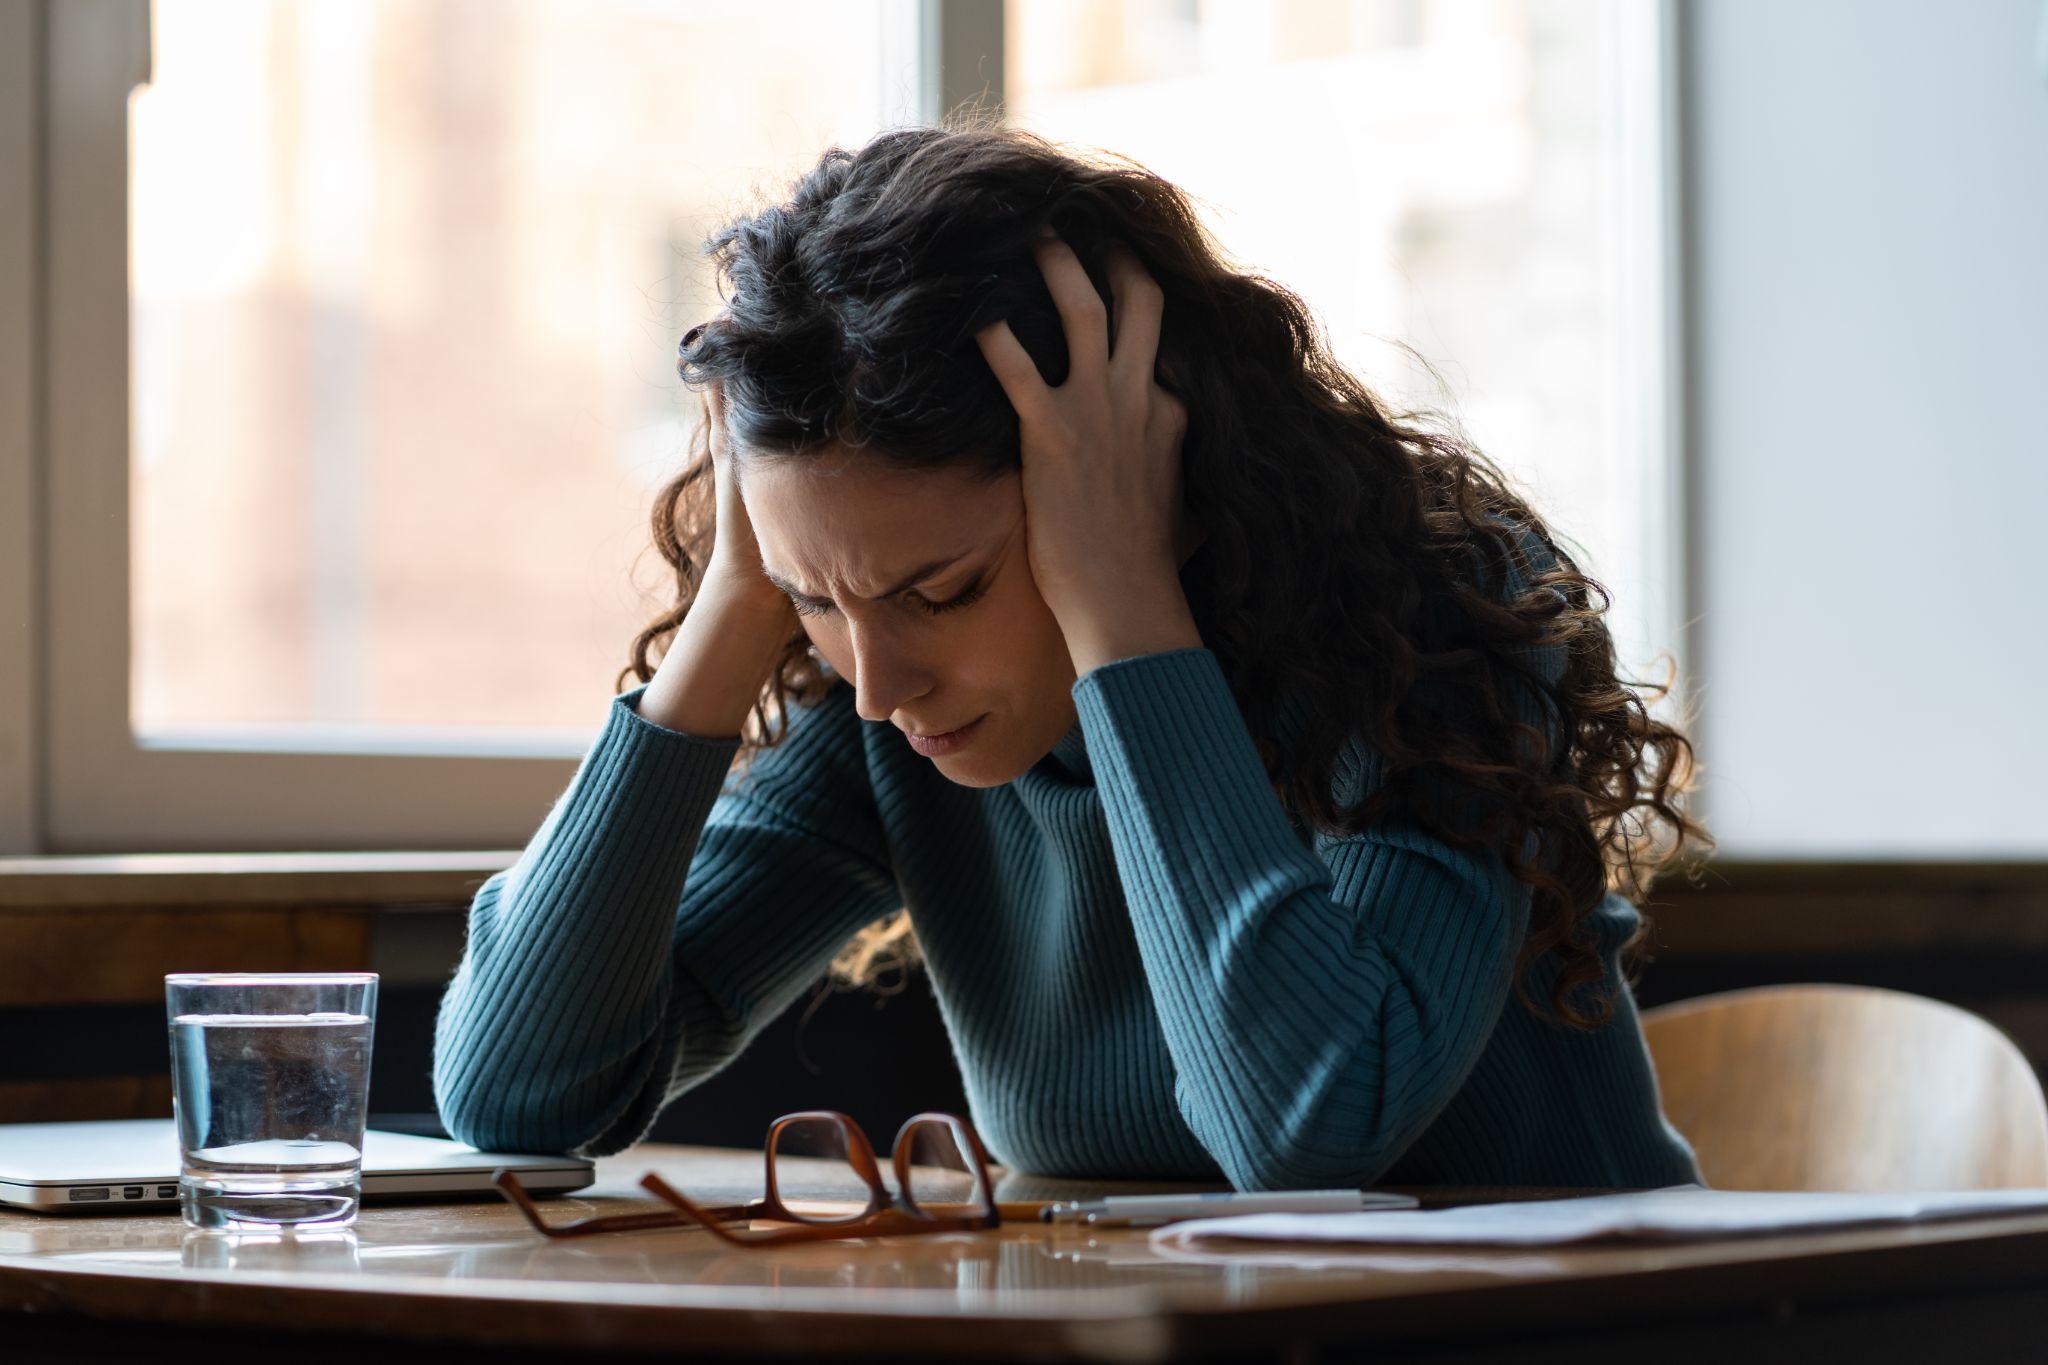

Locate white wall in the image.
[1687,0,2048,856]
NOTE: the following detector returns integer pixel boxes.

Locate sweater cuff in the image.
[516,686,744,902]
[610,683,748,745]
[1071,647,1247,762]
[589,683,745,812]
[1071,647,1305,856]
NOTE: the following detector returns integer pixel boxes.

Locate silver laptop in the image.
[0,1119,593,1213]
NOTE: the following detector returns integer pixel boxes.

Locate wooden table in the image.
[5,1145,2048,1362]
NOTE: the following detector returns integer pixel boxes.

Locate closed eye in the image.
[910,579,988,617]
[788,579,989,620]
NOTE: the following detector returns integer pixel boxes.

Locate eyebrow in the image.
[761,550,977,606]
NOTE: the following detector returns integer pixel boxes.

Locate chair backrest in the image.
[1642,983,2048,1191]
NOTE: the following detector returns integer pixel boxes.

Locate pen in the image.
[1040,1189,1410,1227]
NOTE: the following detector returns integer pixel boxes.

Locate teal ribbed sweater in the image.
[433,633,1702,1191]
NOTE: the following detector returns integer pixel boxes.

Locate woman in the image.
[432,122,1711,1191]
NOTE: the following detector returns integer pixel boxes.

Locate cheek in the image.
[996,577,1067,657]
[970,598,1075,704]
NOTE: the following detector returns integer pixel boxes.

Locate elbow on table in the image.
[1184,1085,1417,1192]
[431,1060,542,1156]
[430,983,682,1159]
[430,1048,623,1159]
[1211,1133,1405,1193]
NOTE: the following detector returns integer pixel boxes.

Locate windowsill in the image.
[0,851,517,912]
[1642,859,2048,956]
[0,855,2043,951]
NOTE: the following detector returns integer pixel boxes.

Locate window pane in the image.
[130,0,903,743]
[1008,0,1672,682]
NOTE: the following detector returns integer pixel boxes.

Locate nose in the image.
[845,620,934,725]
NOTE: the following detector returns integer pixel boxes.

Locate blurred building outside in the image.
[129,0,1658,748]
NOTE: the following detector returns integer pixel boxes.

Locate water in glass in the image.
[166,975,376,1230]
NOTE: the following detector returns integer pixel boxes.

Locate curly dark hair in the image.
[624,116,1712,1029]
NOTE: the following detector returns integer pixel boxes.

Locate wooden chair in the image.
[1642,983,2048,1191]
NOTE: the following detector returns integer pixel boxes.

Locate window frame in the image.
[1,0,39,854]
[15,0,984,855]
[1616,0,1696,765]
[8,0,1682,855]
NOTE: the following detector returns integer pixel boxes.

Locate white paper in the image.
[1149,1243,1579,1276]
[1151,1185,2048,1250]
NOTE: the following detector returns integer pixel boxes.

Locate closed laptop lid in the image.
[0,1119,592,1211]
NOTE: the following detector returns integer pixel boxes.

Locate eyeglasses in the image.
[493,1110,1001,1246]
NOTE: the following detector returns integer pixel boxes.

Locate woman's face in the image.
[742,447,1079,787]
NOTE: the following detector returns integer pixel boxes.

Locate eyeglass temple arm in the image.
[493,1168,753,1236]
[639,1172,777,1225]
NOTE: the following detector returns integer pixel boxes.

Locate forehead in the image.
[741,449,1015,594]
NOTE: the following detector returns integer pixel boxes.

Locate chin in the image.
[929,751,1027,788]
[924,727,1036,787]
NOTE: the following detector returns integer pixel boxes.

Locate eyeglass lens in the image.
[764,1114,984,1223]
[767,1116,877,1223]
[899,1119,980,1215]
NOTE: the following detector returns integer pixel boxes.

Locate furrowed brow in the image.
[762,550,974,605]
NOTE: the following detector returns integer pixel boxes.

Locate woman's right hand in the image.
[700,379,790,613]
[639,378,799,737]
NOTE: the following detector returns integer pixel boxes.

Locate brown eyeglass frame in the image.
[493,1110,1000,1246]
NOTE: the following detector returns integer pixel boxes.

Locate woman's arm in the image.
[432,369,898,1156]
[430,673,896,1158]
[1076,645,1535,1192]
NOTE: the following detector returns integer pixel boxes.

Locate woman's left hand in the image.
[976,234,1205,675]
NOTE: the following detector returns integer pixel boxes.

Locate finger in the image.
[976,319,1052,418]
[1105,242,1165,394]
[1033,233,1110,379]
[706,378,730,462]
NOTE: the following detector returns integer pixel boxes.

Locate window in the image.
[129,1,910,741]
[15,0,1679,854]
[1006,0,1684,697]
[33,0,925,851]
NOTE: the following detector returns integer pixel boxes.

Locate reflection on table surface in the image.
[0,1213,1569,1308]
[0,1144,1589,1308]
[9,1143,2044,1316]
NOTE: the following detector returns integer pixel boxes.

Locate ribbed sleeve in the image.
[1073,647,1527,1191]
[432,683,899,1157]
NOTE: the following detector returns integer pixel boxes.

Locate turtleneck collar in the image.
[1045,718,1092,783]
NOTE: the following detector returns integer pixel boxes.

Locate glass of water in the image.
[165,973,378,1231]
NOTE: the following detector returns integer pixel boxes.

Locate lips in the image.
[904,714,987,757]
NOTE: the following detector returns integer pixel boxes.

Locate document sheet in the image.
[1152,1186,2048,1250]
